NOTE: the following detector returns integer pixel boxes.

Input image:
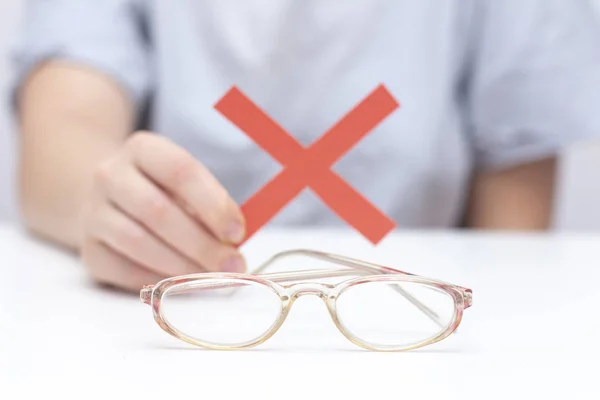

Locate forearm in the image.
[466,157,557,230]
[17,61,134,250]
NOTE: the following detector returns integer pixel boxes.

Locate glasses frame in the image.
[140,249,473,352]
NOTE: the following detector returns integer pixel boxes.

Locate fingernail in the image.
[222,255,245,273]
[225,221,245,243]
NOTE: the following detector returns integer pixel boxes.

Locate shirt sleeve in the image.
[9,0,151,113]
[465,0,600,170]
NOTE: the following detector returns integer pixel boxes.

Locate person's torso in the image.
[142,0,476,229]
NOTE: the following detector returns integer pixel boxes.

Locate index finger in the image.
[126,133,245,244]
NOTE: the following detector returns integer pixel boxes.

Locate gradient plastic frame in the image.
[140,249,473,351]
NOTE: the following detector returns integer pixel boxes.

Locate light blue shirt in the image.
[10,0,600,228]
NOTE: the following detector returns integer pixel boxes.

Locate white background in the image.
[3,226,600,399]
[1,0,600,228]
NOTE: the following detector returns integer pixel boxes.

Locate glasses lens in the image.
[161,279,282,347]
[335,280,456,349]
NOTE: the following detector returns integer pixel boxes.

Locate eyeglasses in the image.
[140,249,473,351]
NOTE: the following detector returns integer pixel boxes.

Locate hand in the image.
[79,132,246,292]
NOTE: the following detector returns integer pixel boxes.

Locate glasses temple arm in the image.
[390,285,446,328]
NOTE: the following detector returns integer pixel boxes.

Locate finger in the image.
[126,133,245,244]
[88,203,215,277]
[81,238,164,293]
[100,163,245,272]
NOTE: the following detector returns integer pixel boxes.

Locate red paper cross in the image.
[214,84,399,245]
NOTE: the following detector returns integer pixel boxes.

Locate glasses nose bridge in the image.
[286,283,333,300]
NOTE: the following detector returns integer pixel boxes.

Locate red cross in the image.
[214,84,399,245]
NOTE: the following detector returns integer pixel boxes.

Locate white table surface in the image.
[2,224,599,399]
